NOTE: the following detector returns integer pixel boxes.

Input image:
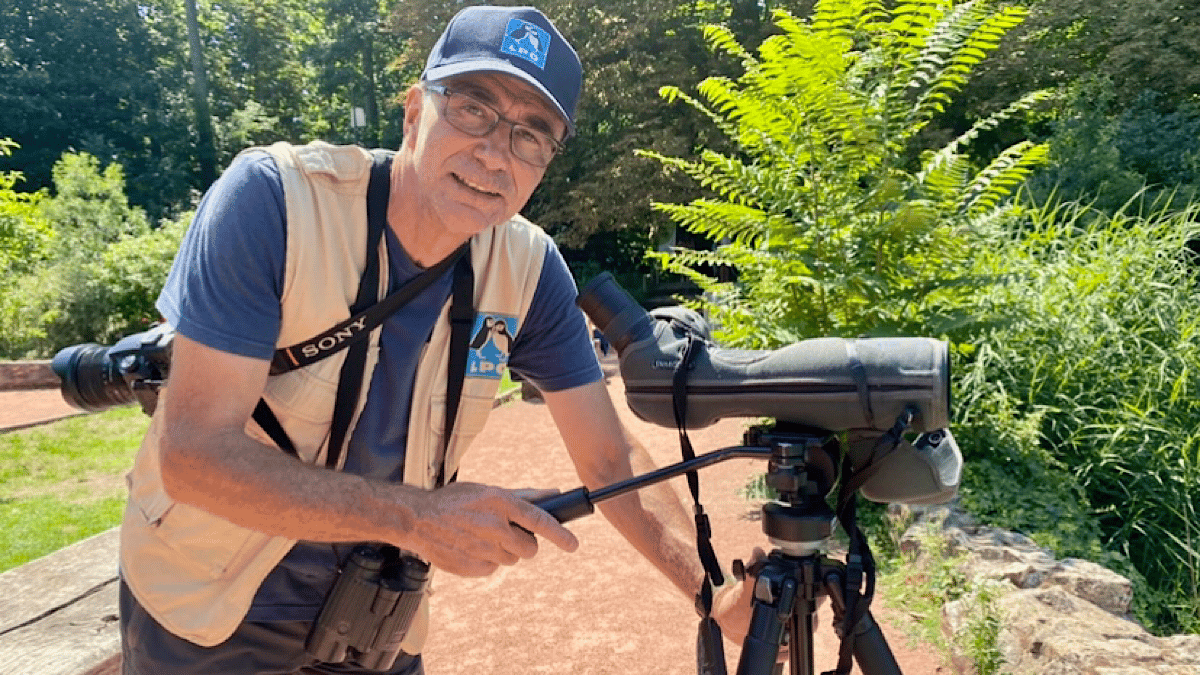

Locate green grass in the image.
[0,405,148,572]
[873,518,1005,675]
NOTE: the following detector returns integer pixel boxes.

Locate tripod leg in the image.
[736,575,800,675]
[823,579,903,675]
[788,611,815,675]
[848,610,902,675]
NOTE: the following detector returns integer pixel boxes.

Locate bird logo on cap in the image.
[501,18,551,69]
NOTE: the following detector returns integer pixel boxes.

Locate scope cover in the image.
[620,325,950,432]
[578,272,951,433]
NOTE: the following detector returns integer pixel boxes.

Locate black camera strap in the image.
[319,150,392,470]
[821,412,911,675]
[253,151,473,483]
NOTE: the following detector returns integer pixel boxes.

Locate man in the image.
[118,6,756,674]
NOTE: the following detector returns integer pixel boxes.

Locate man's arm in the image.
[542,379,701,593]
[156,332,578,577]
[542,379,760,644]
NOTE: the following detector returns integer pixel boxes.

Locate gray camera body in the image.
[577,273,961,505]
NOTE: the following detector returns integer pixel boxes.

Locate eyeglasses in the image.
[425,84,564,167]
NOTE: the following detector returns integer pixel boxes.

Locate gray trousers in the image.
[119,578,424,675]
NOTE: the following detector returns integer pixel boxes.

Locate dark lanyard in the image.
[253,151,473,486]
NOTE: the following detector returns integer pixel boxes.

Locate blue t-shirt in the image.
[157,150,602,620]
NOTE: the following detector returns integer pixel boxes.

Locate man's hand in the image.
[405,482,579,577]
[711,551,762,649]
[713,548,806,663]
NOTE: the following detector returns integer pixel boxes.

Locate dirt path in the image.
[6,374,947,674]
[0,387,83,430]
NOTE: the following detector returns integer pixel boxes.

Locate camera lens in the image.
[51,343,136,411]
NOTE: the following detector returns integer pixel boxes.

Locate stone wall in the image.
[0,360,58,390]
[897,504,1200,674]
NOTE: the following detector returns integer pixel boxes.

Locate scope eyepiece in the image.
[577,273,656,354]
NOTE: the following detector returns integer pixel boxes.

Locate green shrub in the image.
[954,195,1200,633]
[0,140,58,354]
[40,151,150,254]
[641,0,1050,346]
[40,212,188,351]
[0,139,55,277]
[0,150,187,358]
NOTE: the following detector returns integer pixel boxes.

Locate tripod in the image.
[734,428,903,675]
[532,425,907,675]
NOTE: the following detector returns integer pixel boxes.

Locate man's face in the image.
[400,72,567,240]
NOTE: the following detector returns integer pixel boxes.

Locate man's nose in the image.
[472,122,514,168]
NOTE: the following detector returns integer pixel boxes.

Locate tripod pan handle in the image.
[531,487,595,523]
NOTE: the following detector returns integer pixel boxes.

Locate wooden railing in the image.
[0,528,121,674]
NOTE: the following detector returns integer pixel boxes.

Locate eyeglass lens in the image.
[442,91,558,166]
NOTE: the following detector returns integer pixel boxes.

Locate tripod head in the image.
[747,425,840,557]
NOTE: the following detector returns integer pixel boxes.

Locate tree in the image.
[317,0,412,148]
[942,0,1200,209]
[641,0,1051,346]
[969,0,1200,113]
[0,0,179,211]
[185,0,219,187]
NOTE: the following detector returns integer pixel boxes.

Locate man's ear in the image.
[402,84,424,137]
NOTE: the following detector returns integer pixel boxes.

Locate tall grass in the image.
[951,194,1200,633]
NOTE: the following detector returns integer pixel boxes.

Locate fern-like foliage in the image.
[641,0,1052,346]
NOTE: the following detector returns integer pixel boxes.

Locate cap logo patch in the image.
[501,18,551,70]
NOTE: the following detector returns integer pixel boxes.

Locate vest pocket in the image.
[148,499,258,580]
[128,485,257,581]
[427,390,497,478]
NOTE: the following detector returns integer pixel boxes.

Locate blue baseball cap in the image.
[421,6,582,137]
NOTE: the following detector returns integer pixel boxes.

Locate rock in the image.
[897,503,1198,674]
[996,587,1198,675]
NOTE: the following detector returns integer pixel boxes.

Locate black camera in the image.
[50,323,174,416]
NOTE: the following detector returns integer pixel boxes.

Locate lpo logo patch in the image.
[466,314,516,379]
[500,18,550,70]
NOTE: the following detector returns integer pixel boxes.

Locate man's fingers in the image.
[512,487,560,502]
[406,483,578,575]
[511,501,579,553]
[440,557,499,578]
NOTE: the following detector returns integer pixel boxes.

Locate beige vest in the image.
[120,141,548,650]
